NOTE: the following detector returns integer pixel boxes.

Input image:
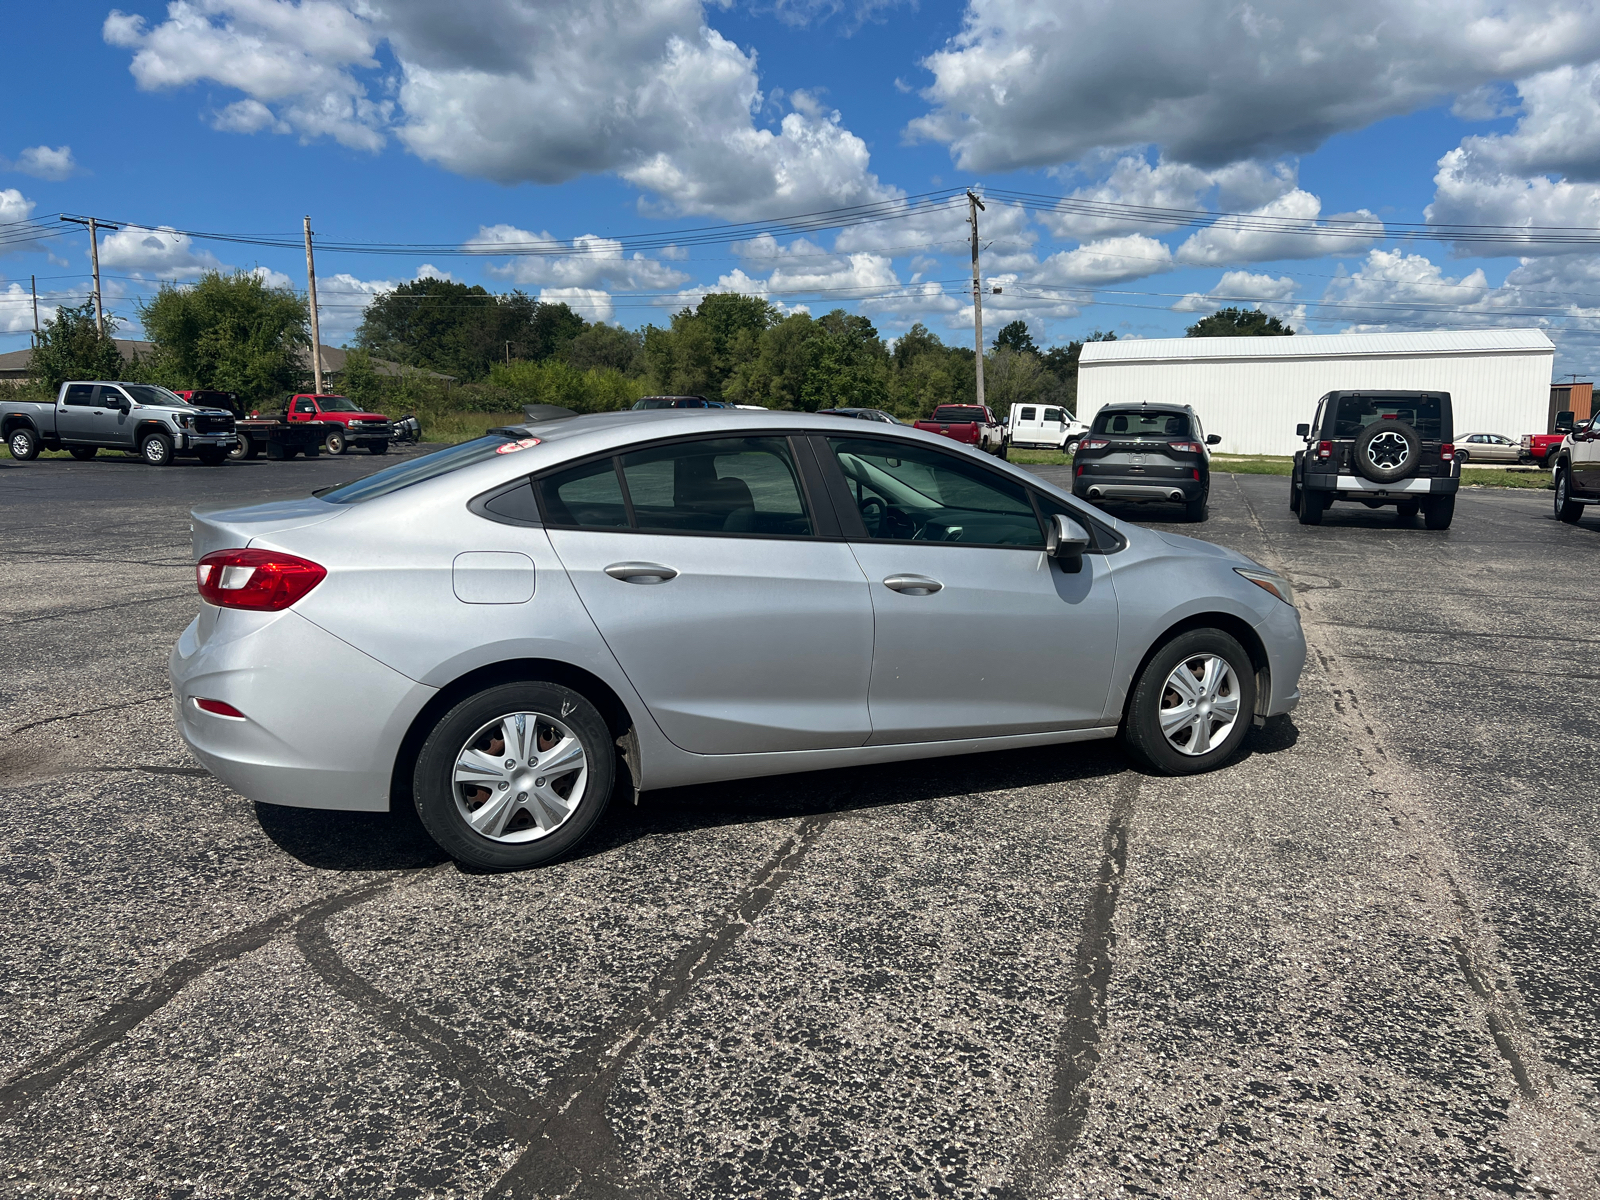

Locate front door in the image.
[540,435,875,754]
[90,385,137,448]
[821,436,1121,743]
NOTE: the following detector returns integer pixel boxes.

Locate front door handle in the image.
[882,574,942,596]
[604,562,678,584]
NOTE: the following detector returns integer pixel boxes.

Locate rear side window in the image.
[1093,410,1191,437]
[1331,395,1444,440]
[539,458,629,527]
[63,384,96,406]
[1019,407,1037,421]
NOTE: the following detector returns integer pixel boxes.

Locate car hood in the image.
[189,496,346,558]
[1153,529,1256,566]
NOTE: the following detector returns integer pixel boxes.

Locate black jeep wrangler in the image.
[1291,390,1459,529]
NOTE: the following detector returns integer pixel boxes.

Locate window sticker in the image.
[495,437,542,455]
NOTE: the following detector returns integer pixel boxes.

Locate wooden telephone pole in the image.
[59,215,117,334]
[304,216,324,395]
[967,189,986,408]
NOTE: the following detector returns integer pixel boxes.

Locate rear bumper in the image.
[1306,471,1457,496]
[1074,476,1204,502]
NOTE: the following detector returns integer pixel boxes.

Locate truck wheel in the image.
[1121,628,1257,775]
[1297,487,1325,525]
[69,446,98,461]
[996,441,1009,460]
[7,427,40,460]
[229,434,257,461]
[140,432,174,466]
[324,430,346,455]
[368,440,389,455]
[412,681,616,872]
[1423,495,1455,530]
[197,447,228,466]
[1555,468,1583,523]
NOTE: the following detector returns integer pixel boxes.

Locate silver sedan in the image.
[170,410,1305,871]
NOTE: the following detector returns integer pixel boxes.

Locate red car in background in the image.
[286,394,392,455]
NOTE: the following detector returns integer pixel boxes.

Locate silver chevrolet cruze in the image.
[171,410,1304,870]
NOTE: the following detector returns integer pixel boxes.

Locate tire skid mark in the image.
[1000,773,1138,1199]
[0,872,423,1123]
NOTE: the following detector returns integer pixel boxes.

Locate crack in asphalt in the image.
[0,873,420,1124]
[1312,617,1600,648]
[1000,773,1139,1199]
[5,693,169,737]
[2,591,195,627]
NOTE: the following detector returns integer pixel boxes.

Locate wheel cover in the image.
[1365,430,1410,472]
[10,431,29,455]
[143,438,165,462]
[451,711,588,843]
[1158,653,1241,756]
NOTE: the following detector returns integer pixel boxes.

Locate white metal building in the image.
[1077,329,1556,456]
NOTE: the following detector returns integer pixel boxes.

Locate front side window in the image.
[828,438,1043,548]
[95,385,127,405]
[1043,408,1063,422]
[294,400,316,414]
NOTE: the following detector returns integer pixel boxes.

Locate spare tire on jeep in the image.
[1354,418,1421,484]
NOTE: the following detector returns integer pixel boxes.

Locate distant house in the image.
[0,340,454,387]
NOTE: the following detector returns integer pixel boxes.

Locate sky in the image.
[6,0,1600,375]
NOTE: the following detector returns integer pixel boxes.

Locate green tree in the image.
[137,270,310,406]
[564,323,644,374]
[798,310,890,411]
[993,320,1038,356]
[337,348,384,408]
[1185,307,1295,337]
[643,292,777,402]
[983,347,1045,419]
[28,299,125,392]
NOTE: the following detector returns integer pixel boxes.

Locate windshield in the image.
[1092,409,1191,438]
[1331,395,1444,441]
[314,396,362,412]
[318,434,524,504]
[124,384,188,407]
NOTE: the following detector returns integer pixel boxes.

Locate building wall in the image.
[1078,349,1554,456]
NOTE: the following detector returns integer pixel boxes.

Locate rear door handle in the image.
[882,574,942,595]
[604,562,678,584]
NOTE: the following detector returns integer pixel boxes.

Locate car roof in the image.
[1096,401,1192,415]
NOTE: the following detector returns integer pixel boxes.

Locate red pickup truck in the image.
[1523,431,1566,466]
[287,394,393,455]
[913,404,1008,458]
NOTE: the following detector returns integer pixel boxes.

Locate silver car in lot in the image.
[171,410,1305,871]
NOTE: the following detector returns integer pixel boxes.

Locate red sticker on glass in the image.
[495,437,541,454]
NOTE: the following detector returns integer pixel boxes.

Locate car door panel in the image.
[55,383,97,441]
[92,386,137,448]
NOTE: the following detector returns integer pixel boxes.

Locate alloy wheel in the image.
[451,711,588,842]
[1366,430,1410,471]
[1158,653,1241,756]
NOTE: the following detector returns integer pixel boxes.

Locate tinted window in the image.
[828,438,1043,548]
[63,384,96,406]
[294,400,316,414]
[539,458,628,528]
[1331,395,1443,440]
[316,397,361,412]
[95,385,126,406]
[931,406,986,423]
[1043,408,1063,422]
[1020,407,1037,421]
[620,437,810,536]
[1094,410,1191,437]
[320,435,530,505]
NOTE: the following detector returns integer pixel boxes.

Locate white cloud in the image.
[0,282,57,334]
[1427,147,1600,255]
[539,287,616,322]
[250,266,294,289]
[1176,190,1383,265]
[105,0,892,219]
[1035,234,1173,286]
[1171,271,1301,329]
[467,226,689,290]
[314,271,396,341]
[97,225,225,278]
[1448,63,1600,181]
[5,146,78,181]
[1040,155,1299,240]
[0,189,47,257]
[1451,83,1520,122]
[730,234,899,296]
[1318,248,1538,332]
[909,0,1600,172]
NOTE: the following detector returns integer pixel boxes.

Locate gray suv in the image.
[3,381,236,465]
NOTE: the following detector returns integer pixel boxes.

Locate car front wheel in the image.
[1556,468,1583,523]
[413,681,616,871]
[1122,629,1257,775]
[141,432,174,466]
[324,429,346,455]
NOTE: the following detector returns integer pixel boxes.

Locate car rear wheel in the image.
[1423,494,1455,530]
[7,427,39,460]
[1297,487,1325,525]
[1184,492,1208,522]
[69,446,97,461]
[1396,499,1421,522]
[1555,468,1583,523]
[368,440,388,455]
[197,447,228,466]
[140,432,174,466]
[229,434,257,460]
[1122,629,1256,775]
[1454,448,1470,465]
[413,681,615,871]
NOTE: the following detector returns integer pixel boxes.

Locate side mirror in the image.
[116,399,132,414]
[1295,423,1310,438]
[1045,513,1090,572]
[1206,433,1221,445]
[1555,410,1575,433]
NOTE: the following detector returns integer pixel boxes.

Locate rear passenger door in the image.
[538,434,876,754]
[55,383,99,442]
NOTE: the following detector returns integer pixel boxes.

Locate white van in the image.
[1008,403,1087,450]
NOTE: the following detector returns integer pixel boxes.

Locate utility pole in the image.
[967,189,986,408]
[59,215,117,335]
[304,215,324,395]
[30,274,39,347]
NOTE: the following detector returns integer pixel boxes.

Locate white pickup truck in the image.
[2,380,236,465]
[1008,403,1088,451]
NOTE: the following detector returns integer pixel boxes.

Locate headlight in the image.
[1235,567,1295,607]
[175,413,194,428]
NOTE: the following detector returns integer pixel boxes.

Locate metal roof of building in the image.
[1080,328,1555,364]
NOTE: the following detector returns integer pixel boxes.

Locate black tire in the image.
[1297,486,1325,525]
[996,441,1009,461]
[1353,419,1421,483]
[229,434,257,460]
[1555,467,1583,523]
[324,429,346,455]
[197,447,228,466]
[7,426,40,460]
[1122,628,1257,775]
[1184,493,1208,522]
[1396,499,1421,522]
[69,446,98,461]
[368,440,389,455]
[412,681,616,872]
[140,432,174,466]
[1453,448,1470,465]
[1289,482,1301,512]
[1423,494,1455,530]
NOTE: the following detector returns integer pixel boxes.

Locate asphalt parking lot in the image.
[3,449,1599,1198]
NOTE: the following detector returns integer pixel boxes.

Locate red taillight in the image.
[1169,441,1203,454]
[194,697,246,718]
[1315,440,1333,460]
[196,548,327,611]
[1440,443,1455,461]
[1193,468,1201,480]
[1078,438,1109,451]
[1076,464,1084,475]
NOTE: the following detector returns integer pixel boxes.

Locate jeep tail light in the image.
[1169,441,1204,454]
[1315,441,1332,460]
[196,548,327,611]
[1440,443,1454,461]
[193,697,246,718]
[1078,438,1109,451]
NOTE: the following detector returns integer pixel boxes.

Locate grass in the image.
[414,411,526,445]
